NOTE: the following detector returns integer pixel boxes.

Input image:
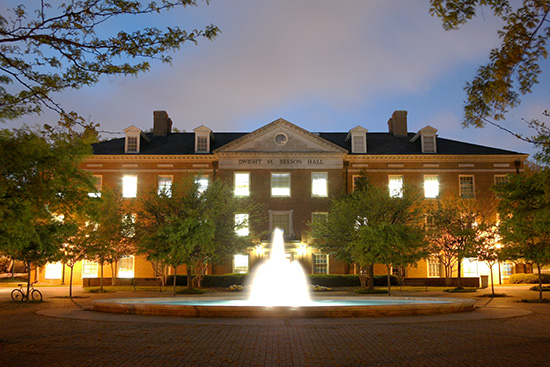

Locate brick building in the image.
[37,110,527,285]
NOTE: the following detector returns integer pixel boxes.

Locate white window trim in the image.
[424,174,439,199]
[313,253,329,274]
[157,175,173,196]
[269,209,294,237]
[235,213,250,237]
[271,172,291,197]
[118,255,135,278]
[122,175,138,198]
[459,175,475,199]
[388,175,404,198]
[234,172,250,197]
[311,172,328,197]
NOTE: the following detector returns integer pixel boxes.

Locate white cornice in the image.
[345,154,528,162]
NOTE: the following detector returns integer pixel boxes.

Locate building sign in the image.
[218,156,343,169]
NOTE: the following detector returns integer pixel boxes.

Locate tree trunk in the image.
[187,264,193,290]
[111,261,117,286]
[386,266,392,297]
[367,263,374,290]
[26,262,31,302]
[537,263,543,302]
[358,265,367,287]
[489,263,495,297]
[457,258,462,289]
[100,262,104,292]
[69,265,74,299]
[173,266,178,297]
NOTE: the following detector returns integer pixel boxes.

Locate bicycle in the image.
[11,281,42,302]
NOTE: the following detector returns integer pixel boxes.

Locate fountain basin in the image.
[91,297,475,318]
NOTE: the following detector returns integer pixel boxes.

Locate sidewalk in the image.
[0,284,549,366]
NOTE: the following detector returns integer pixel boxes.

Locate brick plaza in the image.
[0,285,549,366]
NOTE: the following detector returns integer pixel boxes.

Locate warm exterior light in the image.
[297,243,308,257]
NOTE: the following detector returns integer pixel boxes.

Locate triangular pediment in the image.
[214,118,348,154]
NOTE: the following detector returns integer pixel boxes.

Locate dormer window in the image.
[194,125,212,153]
[197,136,208,152]
[124,126,143,153]
[127,136,138,152]
[410,126,438,154]
[346,126,368,153]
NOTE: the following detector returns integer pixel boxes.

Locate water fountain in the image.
[248,229,311,306]
[92,229,475,318]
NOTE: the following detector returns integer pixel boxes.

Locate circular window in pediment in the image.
[274,133,288,145]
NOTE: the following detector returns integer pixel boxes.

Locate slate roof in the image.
[92,131,524,156]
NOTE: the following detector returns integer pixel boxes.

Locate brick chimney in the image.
[153,110,172,136]
[387,110,408,137]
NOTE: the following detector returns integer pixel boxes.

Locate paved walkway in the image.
[0,284,549,366]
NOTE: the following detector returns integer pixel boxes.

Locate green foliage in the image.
[508,273,550,284]
[354,288,389,294]
[0,121,96,270]
[430,0,550,129]
[135,177,265,289]
[494,171,550,270]
[311,173,427,288]
[0,1,219,120]
[176,288,207,294]
[426,196,496,285]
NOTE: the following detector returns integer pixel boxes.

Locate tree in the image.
[85,188,135,291]
[430,1,550,134]
[312,175,427,291]
[472,223,501,296]
[426,196,495,288]
[0,119,96,298]
[135,176,264,296]
[0,1,219,120]
[494,170,550,301]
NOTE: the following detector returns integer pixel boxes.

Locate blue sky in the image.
[3,0,549,158]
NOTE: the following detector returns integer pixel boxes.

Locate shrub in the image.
[508,273,550,284]
[355,288,388,294]
[176,288,207,294]
[167,274,249,287]
[307,274,398,287]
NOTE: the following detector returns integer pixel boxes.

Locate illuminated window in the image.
[311,212,328,237]
[424,175,439,198]
[195,175,209,194]
[233,255,249,274]
[388,175,403,198]
[118,256,134,278]
[45,262,63,279]
[235,214,249,236]
[270,210,292,236]
[157,175,172,196]
[122,175,138,198]
[460,175,475,198]
[311,172,328,197]
[501,263,513,277]
[427,257,440,277]
[313,254,329,274]
[271,173,290,197]
[88,175,102,197]
[234,173,250,196]
[126,136,138,152]
[82,260,98,278]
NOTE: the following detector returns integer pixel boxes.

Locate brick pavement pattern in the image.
[0,286,549,367]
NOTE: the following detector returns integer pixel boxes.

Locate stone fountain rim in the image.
[91,296,476,318]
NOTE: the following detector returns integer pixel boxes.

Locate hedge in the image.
[508,273,550,284]
[167,273,398,287]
